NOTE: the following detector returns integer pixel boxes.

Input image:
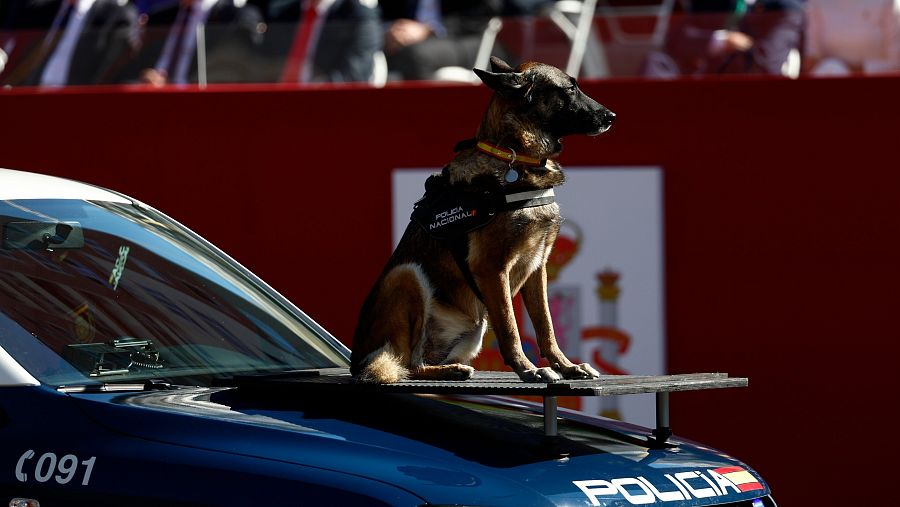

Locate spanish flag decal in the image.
[714,466,764,492]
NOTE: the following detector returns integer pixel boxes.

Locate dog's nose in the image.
[605,110,616,124]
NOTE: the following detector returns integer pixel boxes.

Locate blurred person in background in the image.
[253,0,382,84]
[126,0,264,86]
[1,3,12,78]
[642,0,805,78]
[0,0,140,87]
[378,0,547,81]
[804,0,900,76]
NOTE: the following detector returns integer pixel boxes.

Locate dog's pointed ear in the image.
[488,56,515,73]
[474,61,527,97]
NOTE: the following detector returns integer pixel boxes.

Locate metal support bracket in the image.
[543,395,558,437]
[647,391,675,448]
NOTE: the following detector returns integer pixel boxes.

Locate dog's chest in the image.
[507,203,560,241]
[506,204,560,282]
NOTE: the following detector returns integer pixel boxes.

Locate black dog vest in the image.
[411,168,555,240]
[410,166,556,301]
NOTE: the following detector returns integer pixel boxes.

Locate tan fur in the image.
[351,59,615,383]
[358,348,409,384]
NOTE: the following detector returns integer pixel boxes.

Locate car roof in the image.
[0,168,131,203]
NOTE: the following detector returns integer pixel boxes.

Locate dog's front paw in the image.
[446,364,476,380]
[518,367,563,383]
[555,362,601,380]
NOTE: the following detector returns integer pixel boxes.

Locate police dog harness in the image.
[410,140,557,301]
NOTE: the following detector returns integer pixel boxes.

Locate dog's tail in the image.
[355,348,409,384]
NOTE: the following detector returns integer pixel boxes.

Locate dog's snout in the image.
[590,107,615,135]
[604,110,616,125]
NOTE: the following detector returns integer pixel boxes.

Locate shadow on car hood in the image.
[69,386,770,506]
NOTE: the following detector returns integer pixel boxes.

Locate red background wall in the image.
[2,77,898,505]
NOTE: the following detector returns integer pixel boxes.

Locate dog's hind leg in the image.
[410,364,475,380]
[354,264,430,383]
[521,265,600,380]
[408,306,485,381]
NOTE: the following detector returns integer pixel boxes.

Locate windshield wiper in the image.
[215,367,350,386]
[63,337,165,377]
[57,379,175,393]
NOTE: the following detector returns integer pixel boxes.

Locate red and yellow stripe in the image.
[476,141,544,166]
[714,466,764,492]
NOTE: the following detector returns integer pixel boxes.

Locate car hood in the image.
[70,386,770,506]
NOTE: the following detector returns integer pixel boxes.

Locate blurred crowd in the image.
[0,0,898,88]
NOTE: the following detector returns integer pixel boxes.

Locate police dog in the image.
[351,57,615,383]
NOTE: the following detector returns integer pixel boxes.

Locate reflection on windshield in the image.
[0,199,347,386]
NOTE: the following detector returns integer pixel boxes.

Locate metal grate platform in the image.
[232,368,747,446]
[244,369,746,396]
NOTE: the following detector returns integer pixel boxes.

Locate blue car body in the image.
[0,169,774,506]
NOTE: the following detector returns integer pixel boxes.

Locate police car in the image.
[0,168,776,506]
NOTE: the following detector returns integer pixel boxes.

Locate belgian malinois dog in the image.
[351,57,615,383]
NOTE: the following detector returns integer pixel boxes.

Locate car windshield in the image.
[0,198,348,387]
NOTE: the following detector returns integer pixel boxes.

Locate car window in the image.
[0,199,347,386]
